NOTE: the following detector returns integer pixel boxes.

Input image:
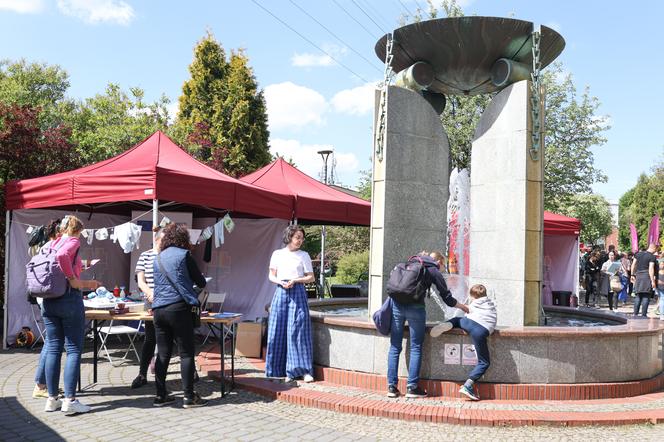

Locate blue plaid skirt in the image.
[265,283,313,378]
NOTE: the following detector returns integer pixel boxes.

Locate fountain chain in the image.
[529,29,542,161]
[375,34,395,163]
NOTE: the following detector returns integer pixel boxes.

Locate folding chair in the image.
[97,320,143,366]
[201,292,227,347]
[30,301,46,348]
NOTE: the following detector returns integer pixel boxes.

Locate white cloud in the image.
[331,82,378,116]
[270,139,359,179]
[57,0,135,25]
[291,53,334,67]
[0,0,44,13]
[264,82,328,130]
[291,44,346,68]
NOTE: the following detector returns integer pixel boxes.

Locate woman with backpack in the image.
[386,251,468,399]
[42,215,100,414]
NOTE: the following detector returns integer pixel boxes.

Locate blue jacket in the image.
[152,247,206,309]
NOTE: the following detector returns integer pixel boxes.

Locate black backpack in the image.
[386,256,431,304]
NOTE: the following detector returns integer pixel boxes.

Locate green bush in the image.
[336,250,369,284]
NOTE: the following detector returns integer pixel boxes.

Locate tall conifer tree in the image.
[173,33,271,176]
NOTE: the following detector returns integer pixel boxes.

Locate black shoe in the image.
[183,392,208,408]
[153,394,175,407]
[387,385,400,398]
[405,386,427,398]
[131,374,147,389]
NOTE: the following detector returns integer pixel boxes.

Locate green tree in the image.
[64,84,170,164]
[618,156,664,250]
[560,193,612,245]
[357,168,372,200]
[173,33,271,176]
[400,1,609,211]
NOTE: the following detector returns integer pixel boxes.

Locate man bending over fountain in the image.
[430,284,497,401]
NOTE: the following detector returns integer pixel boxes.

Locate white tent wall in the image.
[5,209,131,347]
[543,234,579,299]
[191,218,287,321]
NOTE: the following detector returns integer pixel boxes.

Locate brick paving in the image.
[2,343,664,441]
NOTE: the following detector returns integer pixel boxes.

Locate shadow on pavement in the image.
[0,396,65,441]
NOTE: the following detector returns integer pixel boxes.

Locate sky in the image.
[0,0,662,203]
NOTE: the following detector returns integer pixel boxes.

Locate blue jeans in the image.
[387,301,426,388]
[449,317,490,381]
[633,293,651,317]
[657,289,664,318]
[42,288,85,398]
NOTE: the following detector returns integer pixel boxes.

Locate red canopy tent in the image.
[542,211,581,305]
[544,210,581,236]
[240,157,371,226]
[5,131,293,219]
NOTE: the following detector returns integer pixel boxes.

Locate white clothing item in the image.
[113,222,142,254]
[188,229,202,245]
[466,297,497,334]
[61,399,91,414]
[269,247,313,280]
[95,228,109,241]
[159,217,171,228]
[44,397,61,412]
[199,226,214,243]
[214,220,224,248]
[82,229,94,245]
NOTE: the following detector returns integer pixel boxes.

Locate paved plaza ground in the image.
[1,344,664,441]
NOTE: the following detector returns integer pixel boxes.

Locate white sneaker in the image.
[284,377,294,383]
[430,321,453,338]
[61,399,91,414]
[44,397,61,412]
[303,374,314,383]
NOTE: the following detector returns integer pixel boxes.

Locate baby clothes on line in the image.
[95,228,109,241]
[113,222,142,253]
[214,220,224,248]
[82,229,94,245]
[223,213,235,233]
[198,226,214,243]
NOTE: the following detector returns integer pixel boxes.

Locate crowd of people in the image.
[31,219,660,414]
[580,242,663,319]
[31,216,209,414]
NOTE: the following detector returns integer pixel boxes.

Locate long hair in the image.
[61,215,83,236]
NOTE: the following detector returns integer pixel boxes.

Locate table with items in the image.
[84,307,242,397]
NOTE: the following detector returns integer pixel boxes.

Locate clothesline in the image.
[17,210,235,254]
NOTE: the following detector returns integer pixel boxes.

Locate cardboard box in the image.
[234,322,262,358]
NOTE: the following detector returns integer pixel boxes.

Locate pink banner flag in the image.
[630,223,638,253]
[648,214,660,246]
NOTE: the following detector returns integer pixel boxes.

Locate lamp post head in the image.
[317,149,333,161]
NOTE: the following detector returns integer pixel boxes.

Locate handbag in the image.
[157,254,201,328]
[610,275,622,292]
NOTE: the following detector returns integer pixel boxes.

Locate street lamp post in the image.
[317,149,333,298]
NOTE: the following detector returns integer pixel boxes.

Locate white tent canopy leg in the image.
[3,210,11,349]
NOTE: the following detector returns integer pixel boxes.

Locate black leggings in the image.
[138,321,156,377]
[153,302,196,399]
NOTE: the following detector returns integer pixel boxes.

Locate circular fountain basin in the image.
[309,298,664,384]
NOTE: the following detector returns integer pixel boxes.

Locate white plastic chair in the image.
[201,292,227,346]
[97,320,143,366]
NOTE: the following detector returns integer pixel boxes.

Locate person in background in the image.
[430,284,497,401]
[584,253,600,307]
[33,219,61,399]
[626,251,635,296]
[631,243,658,317]
[656,259,664,321]
[42,215,101,414]
[152,223,207,408]
[130,227,164,389]
[600,251,622,311]
[266,225,316,384]
[386,251,469,399]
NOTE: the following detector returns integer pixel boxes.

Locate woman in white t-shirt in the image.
[266,225,315,383]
